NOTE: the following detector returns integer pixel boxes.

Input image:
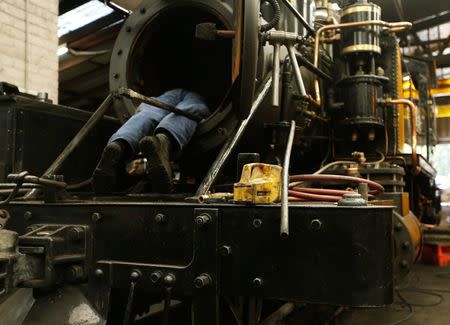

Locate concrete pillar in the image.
[0,0,59,102]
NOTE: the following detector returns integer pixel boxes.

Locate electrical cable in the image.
[260,0,281,32]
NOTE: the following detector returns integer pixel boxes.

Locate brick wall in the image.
[0,0,59,102]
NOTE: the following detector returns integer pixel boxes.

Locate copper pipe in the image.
[289,174,385,193]
[385,99,420,174]
[288,190,341,201]
[313,20,412,104]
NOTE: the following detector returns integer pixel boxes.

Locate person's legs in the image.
[92,89,184,194]
[139,90,210,193]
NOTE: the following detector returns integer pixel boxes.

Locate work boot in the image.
[139,133,173,193]
[92,141,125,194]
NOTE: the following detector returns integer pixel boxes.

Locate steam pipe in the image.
[272,43,281,107]
[281,120,296,238]
[385,98,420,174]
[313,20,412,104]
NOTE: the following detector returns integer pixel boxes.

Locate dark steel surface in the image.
[4,200,394,307]
[0,95,119,184]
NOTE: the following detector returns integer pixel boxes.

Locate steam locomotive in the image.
[0,0,439,324]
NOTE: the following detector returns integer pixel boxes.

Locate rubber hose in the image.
[260,0,281,32]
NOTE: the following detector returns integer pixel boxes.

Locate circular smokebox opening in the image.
[126,6,233,110]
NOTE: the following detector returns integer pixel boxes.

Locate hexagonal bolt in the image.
[252,277,263,288]
[91,213,102,223]
[310,219,322,231]
[394,222,403,232]
[68,227,84,242]
[163,273,176,287]
[154,213,167,224]
[195,214,211,227]
[66,265,85,282]
[150,271,164,284]
[218,245,232,257]
[194,273,212,289]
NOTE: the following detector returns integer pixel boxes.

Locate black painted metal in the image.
[5,201,394,310]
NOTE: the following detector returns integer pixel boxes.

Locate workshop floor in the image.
[338,206,450,325]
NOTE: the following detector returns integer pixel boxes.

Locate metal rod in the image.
[294,52,332,81]
[196,77,273,195]
[280,0,315,35]
[272,43,281,107]
[117,88,203,122]
[280,120,296,238]
[45,94,113,176]
[25,95,113,199]
[288,46,306,97]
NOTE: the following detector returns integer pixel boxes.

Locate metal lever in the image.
[280,120,296,238]
[267,31,307,107]
[122,270,141,325]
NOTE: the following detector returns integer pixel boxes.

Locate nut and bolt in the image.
[195,214,211,227]
[91,213,102,223]
[400,260,409,269]
[252,277,263,288]
[163,273,176,287]
[402,241,411,251]
[194,273,212,289]
[66,265,84,282]
[310,219,322,231]
[150,271,164,284]
[253,218,263,228]
[218,245,232,257]
[337,193,367,206]
[154,213,167,224]
[24,211,33,220]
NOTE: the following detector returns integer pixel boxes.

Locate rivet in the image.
[253,218,263,228]
[252,277,263,288]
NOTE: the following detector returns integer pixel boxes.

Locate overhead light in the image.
[58,45,69,56]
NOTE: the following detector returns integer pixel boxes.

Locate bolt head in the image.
[252,277,263,288]
[394,222,403,232]
[91,213,102,223]
[253,218,263,228]
[163,273,176,287]
[155,213,167,224]
[402,241,411,251]
[194,274,212,289]
[24,211,32,220]
[219,245,232,257]
[310,219,322,231]
[195,214,211,227]
[150,271,163,284]
[400,260,409,269]
[94,269,104,277]
[130,270,141,282]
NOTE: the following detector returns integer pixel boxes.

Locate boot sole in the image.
[140,137,173,193]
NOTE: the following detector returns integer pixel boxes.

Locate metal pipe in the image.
[287,45,306,97]
[280,0,315,35]
[272,43,281,107]
[289,174,385,193]
[196,77,273,195]
[280,120,296,238]
[385,98,420,174]
[313,20,412,104]
[294,52,332,81]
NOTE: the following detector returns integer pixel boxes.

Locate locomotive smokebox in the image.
[109,0,237,121]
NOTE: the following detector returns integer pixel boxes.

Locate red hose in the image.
[288,190,341,201]
[289,174,384,193]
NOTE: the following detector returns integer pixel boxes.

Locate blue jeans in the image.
[109,89,210,156]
